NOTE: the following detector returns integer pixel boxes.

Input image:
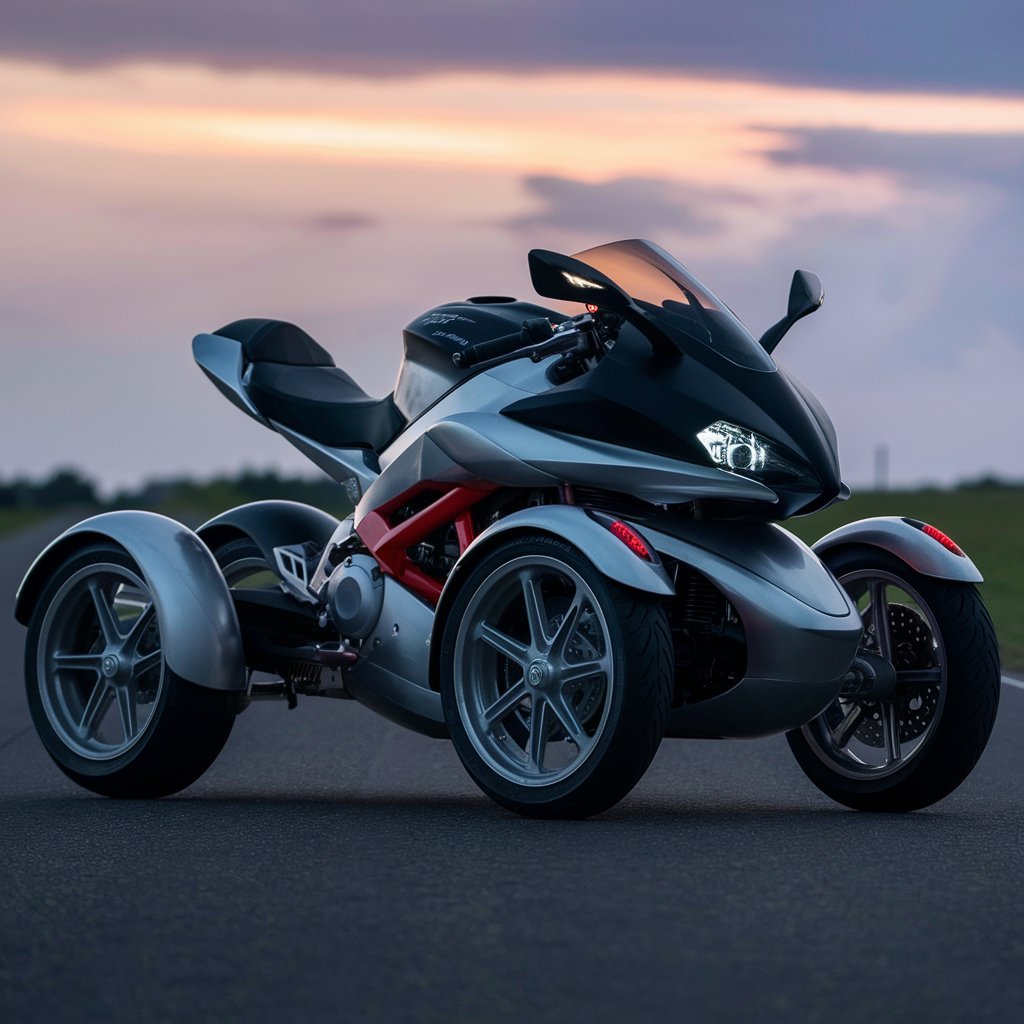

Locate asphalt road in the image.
[2,518,1022,1023]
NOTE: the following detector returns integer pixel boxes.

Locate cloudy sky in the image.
[1,2,1022,492]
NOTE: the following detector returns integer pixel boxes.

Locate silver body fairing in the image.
[641,521,863,738]
[344,578,446,737]
[15,511,246,692]
[368,359,778,512]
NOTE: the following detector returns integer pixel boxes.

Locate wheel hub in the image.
[527,660,551,689]
[101,654,121,679]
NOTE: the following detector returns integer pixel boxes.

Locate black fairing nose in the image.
[777,367,843,515]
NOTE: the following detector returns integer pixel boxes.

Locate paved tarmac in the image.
[1,518,1022,1023]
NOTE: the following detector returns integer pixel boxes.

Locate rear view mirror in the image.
[788,270,824,320]
[759,269,824,354]
[528,249,632,309]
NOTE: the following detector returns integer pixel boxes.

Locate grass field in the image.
[0,508,48,538]
[4,485,1021,672]
[787,486,1024,674]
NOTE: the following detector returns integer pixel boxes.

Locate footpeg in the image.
[314,642,359,667]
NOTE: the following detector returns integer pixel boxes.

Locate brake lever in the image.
[528,331,579,362]
[528,315,596,362]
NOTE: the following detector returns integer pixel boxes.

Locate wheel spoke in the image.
[477,622,529,666]
[88,580,123,646]
[79,679,113,738]
[896,668,942,687]
[528,697,550,770]
[116,683,139,741]
[869,581,892,660]
[560,658,608,686]
[125,603,156,650]
[831,703,863,749]
[882,701,902,766]
[549,692,587,747]
[550,591,584,659]
[133,649,163,678]
[481,681,529,726]
[521,574,549,650]
[53,651,104,674]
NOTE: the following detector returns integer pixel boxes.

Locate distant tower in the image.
[874,444,890,492]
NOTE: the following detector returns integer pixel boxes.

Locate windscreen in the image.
[572,239,775,371]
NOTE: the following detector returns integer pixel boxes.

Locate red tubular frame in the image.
[356,483,495,604]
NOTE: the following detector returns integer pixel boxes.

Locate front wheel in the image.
[24,543,238,798]
[787,546,1000,811]
[439,534,673,819]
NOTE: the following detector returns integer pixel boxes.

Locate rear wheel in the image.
[209,536,279,590]
[440,534,673,819]
[787,546,1000,811]
[25,543,238,798]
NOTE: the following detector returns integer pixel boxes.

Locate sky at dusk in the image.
[1,3,1022,492]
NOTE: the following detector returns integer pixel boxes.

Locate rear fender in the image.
[197,500,341,571]
[428,505,673,690]
[15,511,245,691]
[812,516,983,583]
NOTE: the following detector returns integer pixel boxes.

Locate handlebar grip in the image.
[452,330,525,368]
[452,318,556,369]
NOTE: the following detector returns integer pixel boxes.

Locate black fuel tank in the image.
[394,297,563,421]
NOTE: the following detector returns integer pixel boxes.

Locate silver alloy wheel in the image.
[452,554,615,787]
[801,569,947,780]
[36,563,165,760]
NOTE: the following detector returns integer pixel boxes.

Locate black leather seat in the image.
[215,319,405,452]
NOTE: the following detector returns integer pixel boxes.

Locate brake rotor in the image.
[852,603,941,747]
[561,608,606,728]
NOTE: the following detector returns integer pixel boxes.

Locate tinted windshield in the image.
[572,239,775,371]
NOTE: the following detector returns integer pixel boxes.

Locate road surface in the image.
[2,518,1021,1023]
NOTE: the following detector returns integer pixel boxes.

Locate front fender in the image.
[197,500,341,569]
[454,505,675,598]
[15,511,245,691]
[813,516,983,583]
[427,505,674,690]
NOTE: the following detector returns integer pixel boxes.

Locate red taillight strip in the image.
[905,518,965,557]
[609,520,652,561]
[921,523,965,557]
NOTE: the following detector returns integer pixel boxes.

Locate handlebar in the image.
[452,317,555,369]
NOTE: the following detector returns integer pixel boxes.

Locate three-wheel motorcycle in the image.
[15,239,1000,817]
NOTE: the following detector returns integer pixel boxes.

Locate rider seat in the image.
[215,319,405,453]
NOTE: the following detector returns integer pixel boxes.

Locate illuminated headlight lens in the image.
[696,420,819,488]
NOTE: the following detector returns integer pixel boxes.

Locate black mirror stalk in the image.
[759,270,824,354]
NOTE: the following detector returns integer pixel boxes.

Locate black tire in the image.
[787,546,1000,811]
[25,543,238,799]
[208,537,275,586]
[439,534,673,819]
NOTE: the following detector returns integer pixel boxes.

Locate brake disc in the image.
[562,608,606,727]
[853,603,941,747]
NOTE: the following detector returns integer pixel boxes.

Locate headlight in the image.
[696,420,819,489]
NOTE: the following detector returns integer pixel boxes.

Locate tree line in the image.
[0,467,354,518]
